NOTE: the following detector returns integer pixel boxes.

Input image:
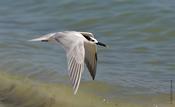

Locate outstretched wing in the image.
[67,40,85,94]
[30,31,86,94]
[84,42,97,80]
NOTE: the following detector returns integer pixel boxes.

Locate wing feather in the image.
[84,42,97,80]
[73,64,80,90]
[67,41,85,94]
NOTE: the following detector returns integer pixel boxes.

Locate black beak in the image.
[96,42,106,47]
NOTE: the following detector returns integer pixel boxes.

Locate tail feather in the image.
[29,33,55,42]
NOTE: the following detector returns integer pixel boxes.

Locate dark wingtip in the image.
[92,76,95,80]
[91,70,96,80]
[41,40,48,42]
[89,70,96,80]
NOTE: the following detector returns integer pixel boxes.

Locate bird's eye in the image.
[91,39,94,42]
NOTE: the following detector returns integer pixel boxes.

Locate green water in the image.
[0,0,175,106]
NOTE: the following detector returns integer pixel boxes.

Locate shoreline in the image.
[0,71,174,107]
[0,71,116,107]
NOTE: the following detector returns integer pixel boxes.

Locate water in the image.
[0,0,175,103]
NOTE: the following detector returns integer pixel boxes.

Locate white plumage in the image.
[29,31,106,94]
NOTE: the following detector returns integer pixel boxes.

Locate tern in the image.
[29,31,106,94]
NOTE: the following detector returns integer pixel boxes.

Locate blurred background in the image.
[0,0,175,105]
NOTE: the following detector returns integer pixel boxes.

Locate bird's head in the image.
[90,37,106,47]
[80,32,106,47]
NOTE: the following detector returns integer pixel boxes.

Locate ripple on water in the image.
[132,47,150,53]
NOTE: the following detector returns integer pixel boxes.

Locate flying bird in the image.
[29,31,106,94]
